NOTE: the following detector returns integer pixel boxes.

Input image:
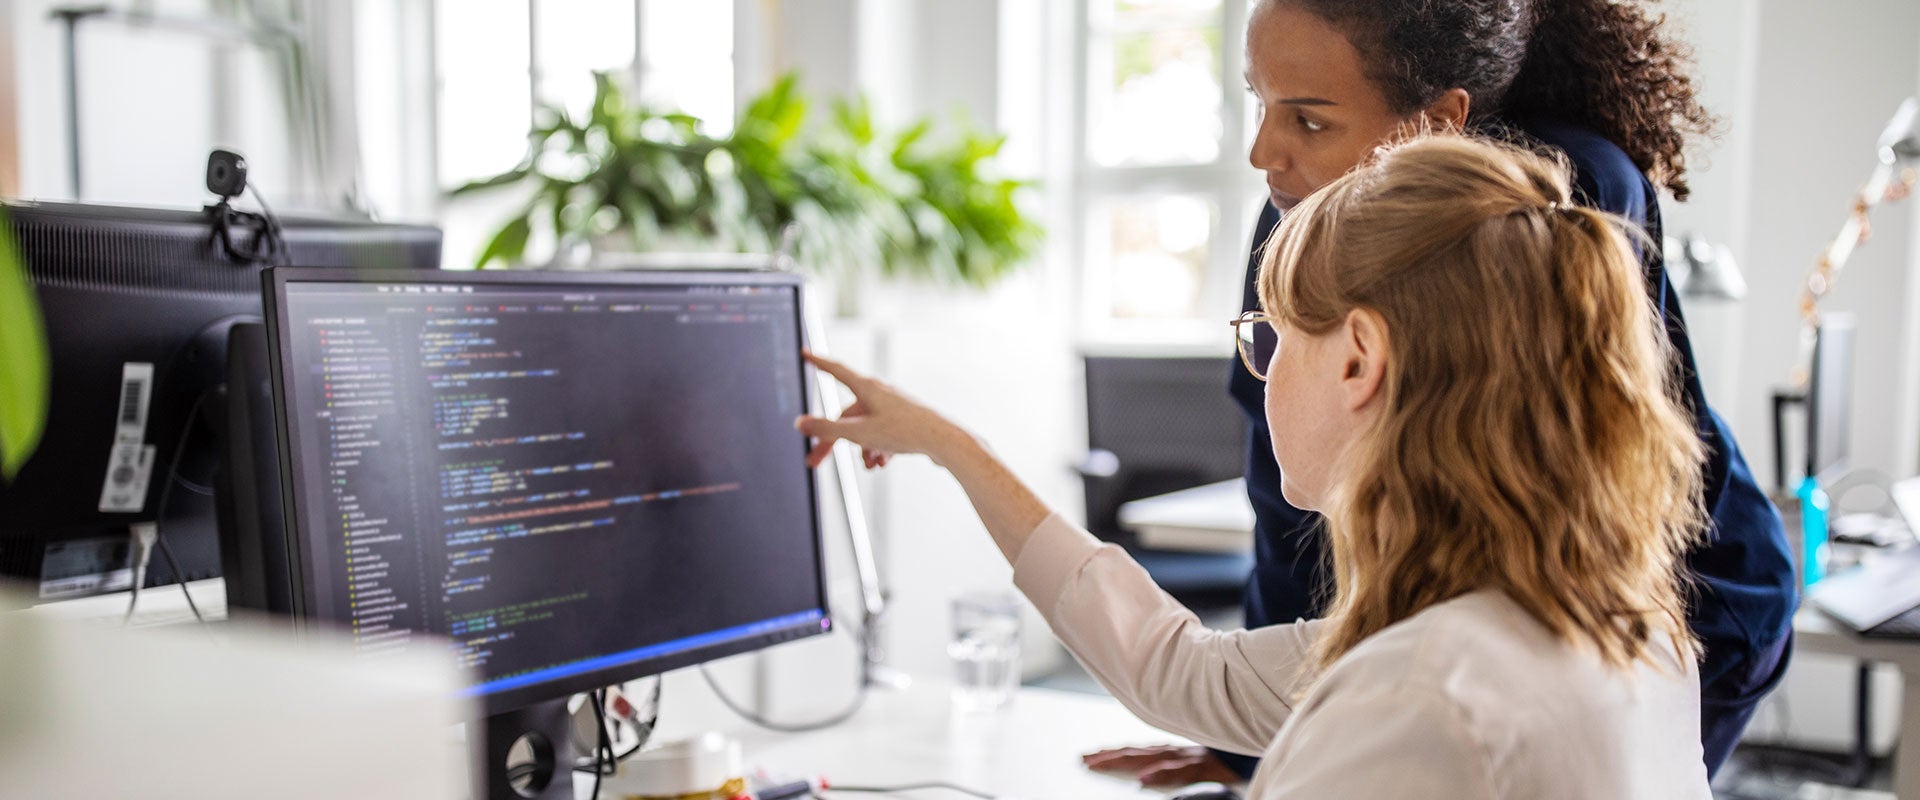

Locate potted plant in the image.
[452,72,1043,289]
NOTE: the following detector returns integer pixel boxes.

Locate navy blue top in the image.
[1227,120,1797,712]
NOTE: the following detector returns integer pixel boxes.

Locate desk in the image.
[27,580,1188,799]
[1792,608,1920,799]
[632,674,1189,799]
[1117,479,1254,553]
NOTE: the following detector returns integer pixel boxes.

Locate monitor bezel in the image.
[1807,313,1857,483]
[263,266,830,715]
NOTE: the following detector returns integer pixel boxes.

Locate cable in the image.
[573,676,663,775]
[589,688,610,800]
[822,782,995,799]
[153,535,205,623]
[246,182,289,267]
[699,654,866,734]
[206,182,287,269]
[123,391,211,626]
[616,676,662,760]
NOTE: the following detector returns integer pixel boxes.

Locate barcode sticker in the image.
[113,363,153,444]
[98,364,156,513]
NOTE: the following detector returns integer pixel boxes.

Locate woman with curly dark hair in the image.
[1084,0,1794,787]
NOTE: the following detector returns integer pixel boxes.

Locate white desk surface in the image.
[21,576,228,627]
[632,674,1190,800]
[1117,479,1255,554]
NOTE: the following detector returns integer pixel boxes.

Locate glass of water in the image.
[949,590,1022,711]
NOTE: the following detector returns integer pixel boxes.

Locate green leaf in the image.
[0,211,48,481]
[448,167,533,197]
[474,217,532,270]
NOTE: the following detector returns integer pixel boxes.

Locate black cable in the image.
[822,782,995,799]
[123,391,211,625]
[245,182,289,267]
[573,676,663,774]
[153,535,205,623]
[206,182,287,269]
[616,676,662,760]
[589,688,610,799]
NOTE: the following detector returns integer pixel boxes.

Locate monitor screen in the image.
[265,268,828,713]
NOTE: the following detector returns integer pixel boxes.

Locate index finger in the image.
[802,349,869,391]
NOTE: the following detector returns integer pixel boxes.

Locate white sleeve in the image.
[1010,514,1320,756]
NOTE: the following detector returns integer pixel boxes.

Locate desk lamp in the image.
[1792,97,1919,586]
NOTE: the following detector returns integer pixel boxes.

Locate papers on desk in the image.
[1808,545,1920,631]
[1117,479,1256,553]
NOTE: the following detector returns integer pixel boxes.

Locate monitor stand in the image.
[485,699,576,800]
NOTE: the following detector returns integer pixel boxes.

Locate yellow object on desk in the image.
[619,775,746,800]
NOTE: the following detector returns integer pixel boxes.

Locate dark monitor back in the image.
[0,200,439,599]
[1082,355,1247,541]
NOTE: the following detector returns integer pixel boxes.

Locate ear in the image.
[1421,88,1472,131]
[1339,308,1389,411]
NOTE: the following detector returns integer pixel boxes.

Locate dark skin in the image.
[1080,0,1469,788]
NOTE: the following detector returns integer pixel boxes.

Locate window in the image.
[1072,0,1260,344]
[432,0,734,190]
[424,0,735,268]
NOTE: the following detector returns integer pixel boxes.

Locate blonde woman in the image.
[797,134,1711,797]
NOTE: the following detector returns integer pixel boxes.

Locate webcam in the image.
[206,149,248,200]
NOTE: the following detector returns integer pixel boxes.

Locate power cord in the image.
[698,620,867,733]
[246,182,290,267]
[208,182,287,268]
[573,676,663,774]
[590,687,611,800]
[123,391,211,626]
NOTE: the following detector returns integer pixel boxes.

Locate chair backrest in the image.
[1082,355,1247,541]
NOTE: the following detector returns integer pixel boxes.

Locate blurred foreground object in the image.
[0,591,472,799]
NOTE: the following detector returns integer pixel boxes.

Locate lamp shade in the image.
[1879,97,1920,166]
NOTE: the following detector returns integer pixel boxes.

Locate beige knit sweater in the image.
[1010,513,1712,799]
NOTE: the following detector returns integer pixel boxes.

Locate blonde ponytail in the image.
[1258,133,1705,674]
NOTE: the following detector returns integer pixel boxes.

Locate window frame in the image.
[1066,0,1263,349]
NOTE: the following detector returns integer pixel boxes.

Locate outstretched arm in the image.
[796,351,1313,755]
[796,351,1050,563]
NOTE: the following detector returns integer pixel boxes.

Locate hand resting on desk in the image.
[1082,744,1242,787]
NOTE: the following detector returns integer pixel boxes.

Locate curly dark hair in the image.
[1271,0,1717,200]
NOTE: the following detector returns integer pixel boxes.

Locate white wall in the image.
[1660,0,1920,752]
[1739,2,1920,490]
[1662,1,1920,494]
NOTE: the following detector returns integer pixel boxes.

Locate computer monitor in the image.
[1808,314,1856,481]
[263,267,828,798]
[0,200,440,600]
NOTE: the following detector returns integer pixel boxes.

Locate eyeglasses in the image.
[1231,310,1278,381]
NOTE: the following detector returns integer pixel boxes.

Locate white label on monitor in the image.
[97,444,156,513]
[112,363,154,444]
[37,536,137,599]
[97,364,155,513]
[39,567,135,600]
